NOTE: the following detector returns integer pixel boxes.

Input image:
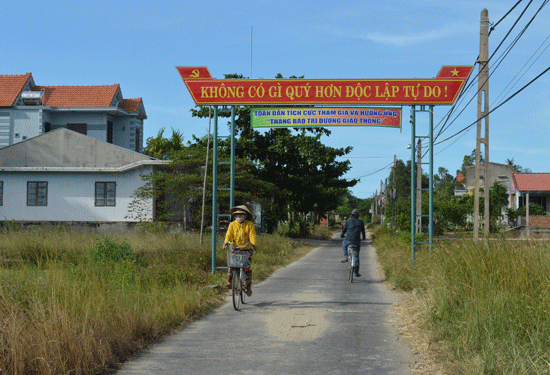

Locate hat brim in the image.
[229,205,253,220]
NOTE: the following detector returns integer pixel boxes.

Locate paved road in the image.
[117,235,415,375]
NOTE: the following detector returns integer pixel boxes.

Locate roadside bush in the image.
[91,236,134,262]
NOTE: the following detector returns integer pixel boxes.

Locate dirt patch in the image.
[264,308,328,342]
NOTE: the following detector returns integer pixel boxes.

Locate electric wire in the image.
[427,0,548,151]
[489,0,524,36]
[491,31,550,107]
[357,1,547,192]
[433,64,550,146]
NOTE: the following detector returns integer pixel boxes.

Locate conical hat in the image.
[229,205,253,220]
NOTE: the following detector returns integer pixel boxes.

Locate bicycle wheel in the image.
[348,260,354,282]
[240,269,246,305]
[232,269,241,311]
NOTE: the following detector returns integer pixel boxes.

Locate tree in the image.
[488,180,509,231]
[190,73,357,235]
[433,167,456,198]
[143,128,185,159]
[387,159,412,200]
[128,132,274,227]
[506,158,532,173]
[457,149,484,176]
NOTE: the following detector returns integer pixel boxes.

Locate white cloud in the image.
[359,23,474,47]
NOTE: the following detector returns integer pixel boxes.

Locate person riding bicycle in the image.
[223,205,257,296]
[340,209,366,277]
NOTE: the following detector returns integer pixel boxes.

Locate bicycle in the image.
[226,242,254,311]
[347,244,358,283]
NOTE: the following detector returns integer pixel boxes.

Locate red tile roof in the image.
[119,98,147,119]
[118,98,139,112]
[512,173,550,192]
[34,84,120,107]
[0,73,32,106]
[2,73,145,117]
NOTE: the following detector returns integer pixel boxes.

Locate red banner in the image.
[178,66,473,106]
[176,66,212,80]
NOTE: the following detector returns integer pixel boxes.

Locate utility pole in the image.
[380,180,384,224]
[392,155,397,230]
[416,139,422,234]
[374,190,378,215]
[474,8,490,240]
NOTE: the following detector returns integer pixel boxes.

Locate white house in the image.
[0,72,146,152]
[0,129,168,223]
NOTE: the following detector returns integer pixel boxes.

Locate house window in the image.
[0,181,3,206]
[135,128,140,152]
[27,181,48,206]
[107,121,113,144]
[95,182,116,206]
[67,123,87,135]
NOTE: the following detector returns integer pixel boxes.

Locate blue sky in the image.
[2,0,549,199]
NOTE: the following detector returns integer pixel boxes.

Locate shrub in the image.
[91,236,134,262]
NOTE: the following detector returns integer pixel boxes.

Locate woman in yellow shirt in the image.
[223,205,257,295]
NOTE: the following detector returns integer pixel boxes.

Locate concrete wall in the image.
[0,129,151,168]
[12,108,42,143]
[465,162,514,191]
[0,166,154,222]
[115,117,143,152]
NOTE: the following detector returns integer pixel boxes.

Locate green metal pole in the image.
[211,106,219,275]
[429,105,434,253]
[230,106,236,209]
[410,105,416,268]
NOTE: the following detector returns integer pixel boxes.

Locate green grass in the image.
[373,226,550,374]
[0,229,312,374]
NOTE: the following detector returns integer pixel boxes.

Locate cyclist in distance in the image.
[223,205,257,296]
[340,209,366,277]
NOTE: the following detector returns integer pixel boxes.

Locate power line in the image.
[352,161,394,179]
[430,1,548,149]
[492,33,550,107]
[432,1,535,140]
[489,0,525,36]
[434,64,550,146]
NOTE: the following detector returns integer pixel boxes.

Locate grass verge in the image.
[0,229,312,374]
[373,226,550,375]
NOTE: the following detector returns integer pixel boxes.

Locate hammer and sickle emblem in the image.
[191,69,200,78]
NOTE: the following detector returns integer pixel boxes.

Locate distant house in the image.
[0,72,145,152]
[454,173,467,197]
[510,173,550,228]
[0,129,168,223]
[454,162,515,197]
[464,162,515,195]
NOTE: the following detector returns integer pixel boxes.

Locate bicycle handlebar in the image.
[226,241,255,252]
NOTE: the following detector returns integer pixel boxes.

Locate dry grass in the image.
[375,227,550,375]
[0,228,312,374]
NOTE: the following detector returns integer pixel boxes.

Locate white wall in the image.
[0,166,154,222]
[4,108,144,153]
[13,108,42,143]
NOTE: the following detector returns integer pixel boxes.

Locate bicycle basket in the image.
[227,250,250,268]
